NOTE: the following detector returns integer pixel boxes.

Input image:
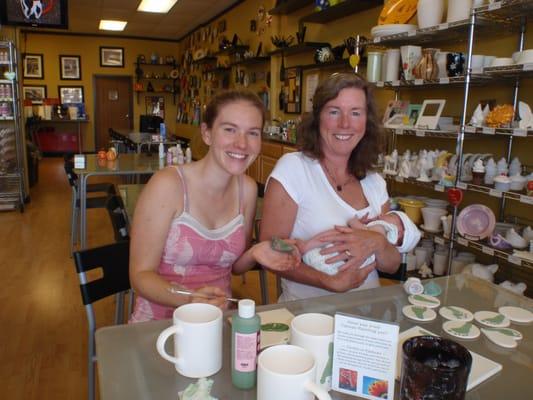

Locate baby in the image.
[299,211,420,275]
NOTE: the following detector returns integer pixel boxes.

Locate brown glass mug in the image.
[400,336,472,400]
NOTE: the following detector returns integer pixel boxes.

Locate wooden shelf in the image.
[268,42,329,56]
[134,62,176,67]
[269,0,313,15]
[231,56,271,67]
[192,56,217,65]
[300,0,384,24]
[213,45,249,56]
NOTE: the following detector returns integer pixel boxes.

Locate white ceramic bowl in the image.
[491,57,514,67]
[517,49,533,64]
[421,207,448,231]
[424,199,449,209]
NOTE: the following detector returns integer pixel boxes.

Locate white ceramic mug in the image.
[257,345,332,400]
[290,313,334,391]
[156,303,223,378]
[384,48,401,82]
[417,0,444,29]
[366,51,383,82]
[447,0,473,23]
[433,251,449,275]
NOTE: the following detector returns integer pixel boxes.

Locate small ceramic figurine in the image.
[416,156,431,182]
[384,150,399,175]
[509,157,522,177]
[518,101,533,129]
[484,158,497,185]
[419,262,434,278]
[499,280,527,296]
[496,157,509,176]
[469,103,485,127]
[461,263,498,282]
[399,158,411,178]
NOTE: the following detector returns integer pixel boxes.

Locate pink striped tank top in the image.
[130,166,246,322]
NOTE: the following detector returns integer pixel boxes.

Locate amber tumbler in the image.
[400,336,472,400]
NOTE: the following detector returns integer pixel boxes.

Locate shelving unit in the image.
[0,41,25,212]
[374,0,533,289]
[134,61,178,105]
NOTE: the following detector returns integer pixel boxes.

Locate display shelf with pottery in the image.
[374,74,491,89]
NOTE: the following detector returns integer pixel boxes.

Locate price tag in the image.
[488,2,501,11]
[374,37,381,44]
[434,237,445,245]
[434,184,445,192]
[414,79,424,86]
[439,77,450,84]
[520,195,533,205]
[74,154,86,169]
[489,189,502,198]
[457,237,469,246]
[376,81,384,88]
[464,125,477,133]
[395,129,404,135]
[456,182,468,190]
[513,128,527,137]
[523,63,533,71]
[408,30,417,37]
[415,130,425,137]
[482,246,495,256]
[508,255,521,265]
[482,127,496,135]
[392,80,400,87]
[395,176,404,183]
[438,23,449,30]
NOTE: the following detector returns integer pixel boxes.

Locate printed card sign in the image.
[332,313,399,399]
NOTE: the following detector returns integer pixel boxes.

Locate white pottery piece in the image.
[408,294,441,308]
[443,321,480,339]
[481,328,518,348]
[402,305,437,322]
[474,311,510,328]
[439,306,474,322]
[498,306,533,324]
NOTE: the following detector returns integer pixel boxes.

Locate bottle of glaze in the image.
[231,299,260,389]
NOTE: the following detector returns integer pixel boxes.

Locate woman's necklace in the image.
[322,162,353,192]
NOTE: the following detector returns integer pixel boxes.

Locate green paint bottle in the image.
[231,299,260,389]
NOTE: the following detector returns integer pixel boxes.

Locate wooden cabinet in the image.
[247,156,260,182]
[260,155,278,184]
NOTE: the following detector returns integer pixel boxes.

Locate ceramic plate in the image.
[439,306,474,322]
[371,24,417,38]
[402,305,436,322]
[481,328,518,348]
[474,311,510,328]
[498,306,533,324]
[443,321,480,339]
[408,294,441,308]
[456,204,496,240]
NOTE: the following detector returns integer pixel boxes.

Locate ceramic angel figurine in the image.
[398,157,411,178]
[416,155,431,182]
[509,157,522,177]
[518,101,533,129]
[469,103,485,127]
[484,158,497,185]
[409,155,420,178]
[497,157,509,176]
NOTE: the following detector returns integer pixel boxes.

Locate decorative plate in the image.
[408,294,441,308]
[498,306,533,324]
[443,321,480,339]
[439,306,474,322]
[378,0,418,25]
[474,311,510,328]
[402,305,436,322]
[456,204,496,241]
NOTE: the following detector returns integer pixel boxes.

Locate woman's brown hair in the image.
[297,73,384,179]
[203,89,266,128]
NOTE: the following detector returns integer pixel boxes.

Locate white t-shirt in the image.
[267,152,389,301]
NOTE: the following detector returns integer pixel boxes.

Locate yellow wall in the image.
[21,32,180,151]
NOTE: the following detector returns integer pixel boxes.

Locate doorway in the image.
[94,75,133,150]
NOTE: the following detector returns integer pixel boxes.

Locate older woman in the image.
[260,73,420,301]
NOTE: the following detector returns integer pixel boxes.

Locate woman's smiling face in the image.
[318,87,367,160]
[203,100,263,175]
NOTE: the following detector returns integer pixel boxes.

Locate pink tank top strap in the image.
[238,174,244,214]
[175,166,189,212]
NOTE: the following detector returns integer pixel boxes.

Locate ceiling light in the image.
[99,20,128,31]
[137,0,178,13]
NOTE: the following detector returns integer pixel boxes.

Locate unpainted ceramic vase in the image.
[413,48,439,80]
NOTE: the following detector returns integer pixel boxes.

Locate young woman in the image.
[130,90,299,322]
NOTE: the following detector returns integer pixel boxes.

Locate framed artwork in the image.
[284,67,302,114]
[416,99,446,130]
[23,53,44,79]
[58,86,84,104]
[0,0,68,29]
[382,100,409,123]
[407,104,422,126]
[22,85,47,103]
[100,46,124,67]
[59,55,81,80]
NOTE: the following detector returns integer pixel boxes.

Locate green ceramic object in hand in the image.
[271,237,294,253]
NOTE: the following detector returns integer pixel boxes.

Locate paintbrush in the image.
[168,287,239,303]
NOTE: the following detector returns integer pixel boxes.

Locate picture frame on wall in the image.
[58,86,84,104]
[22,85,47,104]
[59,55,81,80]
[23,53,44,79]
[100,46,124,67]
[284,67,302,114]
